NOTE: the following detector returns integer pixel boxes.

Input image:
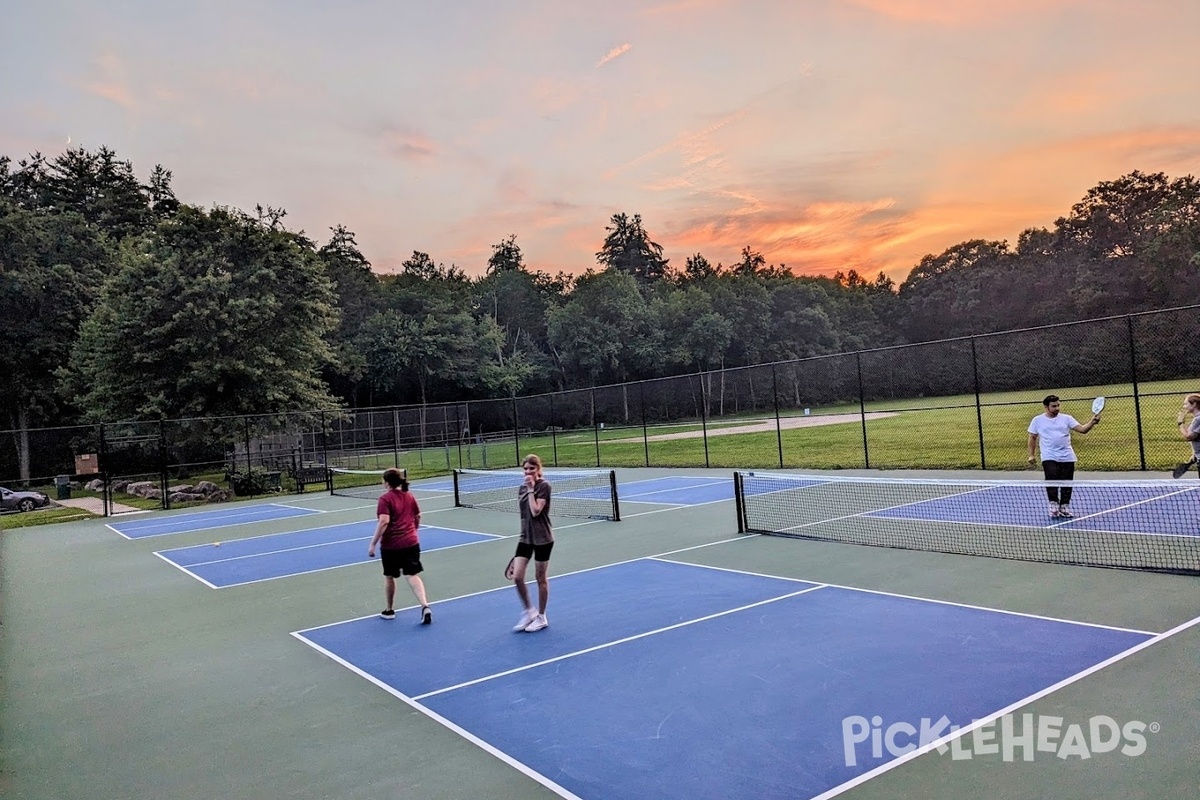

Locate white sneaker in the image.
[1048,502,1060,518]
[1058,505,1073,518]
[513,608,536,631]
[524,614,548,632]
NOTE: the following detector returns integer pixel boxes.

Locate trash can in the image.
[55,475,72,500]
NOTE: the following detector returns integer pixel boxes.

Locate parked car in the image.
[0,486,51,512]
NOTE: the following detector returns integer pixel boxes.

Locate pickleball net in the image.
[330,467,407,500]
[453,468,620,521]
[734,471,1200,574]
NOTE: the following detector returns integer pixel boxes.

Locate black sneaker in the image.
[421,606,432,625]
[380,609,395,620]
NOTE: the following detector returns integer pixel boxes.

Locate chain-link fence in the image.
[4,305,1199,519]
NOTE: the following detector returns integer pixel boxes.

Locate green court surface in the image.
[1,468,1197,800]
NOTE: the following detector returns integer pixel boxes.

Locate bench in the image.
[291,465,331,493]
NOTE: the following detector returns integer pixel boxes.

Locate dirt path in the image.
[609,412,898,443]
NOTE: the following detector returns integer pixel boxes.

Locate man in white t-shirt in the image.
[1027,394,1101,518]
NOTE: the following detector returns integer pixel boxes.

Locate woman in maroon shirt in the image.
[367,468,431,623]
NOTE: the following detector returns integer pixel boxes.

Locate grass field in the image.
[351,378,1199,475]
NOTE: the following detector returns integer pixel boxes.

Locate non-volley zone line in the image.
[108,502,324,539]
[155,521,503,588]
[295,558,1171,800]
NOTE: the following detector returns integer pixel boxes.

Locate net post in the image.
[452,469,461,508]
[609,470,620,521]
[733,471,746,533]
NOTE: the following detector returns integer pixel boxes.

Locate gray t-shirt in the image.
[518,479,553,545]
[1190,417,1200,458]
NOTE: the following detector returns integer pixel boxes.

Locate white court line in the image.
[412,585,828,701]
[649,557,1159,636]
[160,532,509,589]
[289,632,585,800]
[171,526,507,569]
[151,551,221,589]
[810,612,1200,800]
[107,502,322,539]
[295,535,756,632]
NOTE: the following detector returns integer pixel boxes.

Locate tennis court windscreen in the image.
[453,468,620,521]
[734,471,1200,574]
[331,467,406,500]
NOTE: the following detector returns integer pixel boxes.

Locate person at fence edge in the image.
[367,467,432,624]
[1027,395,1101,518]
[511,454,553,633]
[1175,393,1200,476]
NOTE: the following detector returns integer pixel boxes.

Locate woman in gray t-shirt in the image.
[510,454,554,633]
[1175,393,1200,477]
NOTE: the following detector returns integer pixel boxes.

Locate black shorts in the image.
[381,545,423,578]
[514,540,554,562]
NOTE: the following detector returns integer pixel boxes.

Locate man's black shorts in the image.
[514,541,554,562]
[381,545,423,577]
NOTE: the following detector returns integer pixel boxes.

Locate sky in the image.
[4,0,1200,283]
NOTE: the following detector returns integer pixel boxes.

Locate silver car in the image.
[0,486,51,512]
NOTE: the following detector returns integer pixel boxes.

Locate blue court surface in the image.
[156,522,501,588]
[619,475,732,506]
[295,559,1153,800]
[108,502,321,539]
[866,483,1200,536]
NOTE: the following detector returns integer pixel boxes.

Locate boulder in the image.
[125,481,157,497]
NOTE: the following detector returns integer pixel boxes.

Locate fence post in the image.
[971,337,986,469]
[1127,316,1147,470]
[244,416,254,497]
[99,422,110,517]
[640,381,650,467]
[549,394,558,467]
[856,352,870,469]
[159,419,168,509]
[592,388,600,467]
[771,363,783,469]
[454,405,463,469]
[699,373,711,469]
[513,396,521,467]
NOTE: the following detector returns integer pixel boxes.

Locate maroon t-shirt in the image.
[376,489,420,549]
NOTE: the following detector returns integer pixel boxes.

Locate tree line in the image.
[3,146,1199,450]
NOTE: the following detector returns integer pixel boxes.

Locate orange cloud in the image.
[637,0,727,17]
[840,0,1082,26]
[76,54,136,110]
[596,44,633,68]
[379,127,438,161]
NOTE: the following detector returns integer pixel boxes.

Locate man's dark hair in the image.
[1043,395,1060,406]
